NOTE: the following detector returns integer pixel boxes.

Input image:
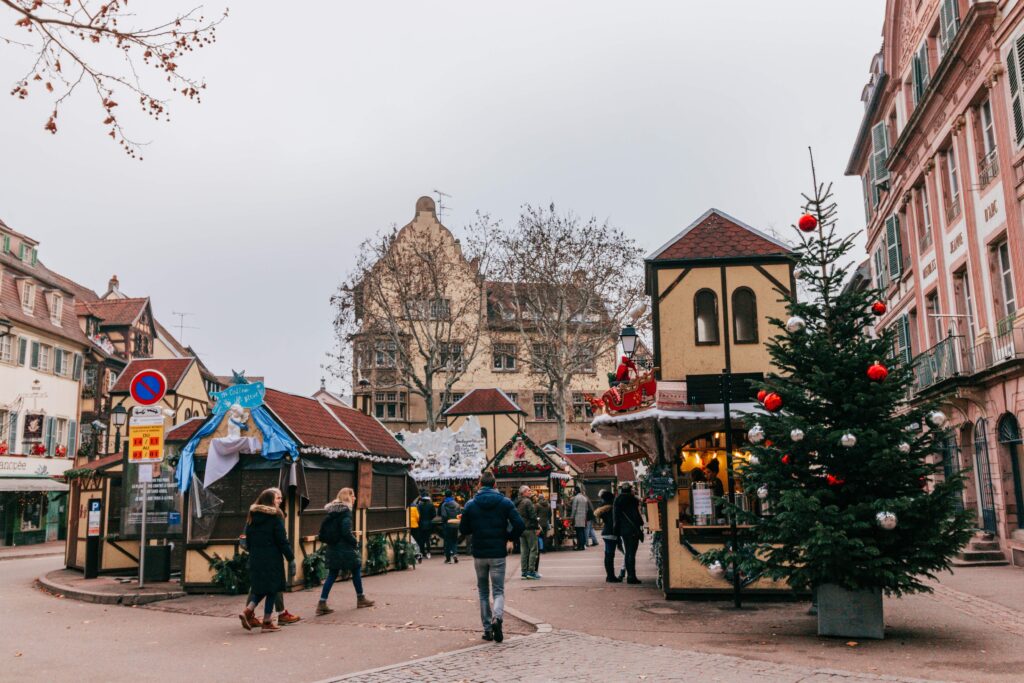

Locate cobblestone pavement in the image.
[325,629,947,683]
[925,583,1024,638]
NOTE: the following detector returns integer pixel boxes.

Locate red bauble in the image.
[871,301,887,316]
[764,439,774,448]
[867,361,889,382]
[826,474,845,486]
[798,214,818,232]
[756,389,768,403]
[763,392,783,412]
[782,454,792,465]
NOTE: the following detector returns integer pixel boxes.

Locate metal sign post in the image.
[129,406,165,589]
[138,475,148,588]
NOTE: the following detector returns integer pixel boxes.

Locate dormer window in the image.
[18,243,37,265]
[50,294,63,325]
[20,281,36,314]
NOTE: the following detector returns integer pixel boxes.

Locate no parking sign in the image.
[130,370,167,406]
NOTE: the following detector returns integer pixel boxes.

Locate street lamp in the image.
[619,325,638,359]
[111,403,128,453]
[0,316,12,337]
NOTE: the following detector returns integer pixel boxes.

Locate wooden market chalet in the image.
[65,385,415,590]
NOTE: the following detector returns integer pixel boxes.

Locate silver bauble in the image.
[875,511,898,531]
[707,561,726,579]
[790,428,805,442]
[748,453,760,466]
[756,485,769,500]
[897,442,911,454]
[840,432,857,448]
[927,410,948,428]
[747,425,765,444]
[785,316,807,333]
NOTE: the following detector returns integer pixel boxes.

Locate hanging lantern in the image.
[871,301,887,316]
[897,442,911,454]
[790,428,805,442]
[927,410,948,428]
[840,432,857,448]
[747,424,765,444]
[866,361,888,382]
[797,213,818,232]
[763,393,783,412]
[875,511,898,530]
[785,316,807,333]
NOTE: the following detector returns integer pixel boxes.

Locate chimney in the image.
[107,275,120,296]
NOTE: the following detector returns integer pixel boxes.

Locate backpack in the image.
[318,514,341,545]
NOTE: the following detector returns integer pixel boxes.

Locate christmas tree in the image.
[706,153,973,597]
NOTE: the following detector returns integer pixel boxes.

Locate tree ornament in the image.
[757,485,769,500]
[764,439,774,447]
[897,442,911,454]
[790,428,805,442]
[875,511,898,531]
[763,392,783,412]
[927,410,948,428]
[747,424,765,444]
[782,454,792,465]
[756,390,767,404]
[785,316,807,333]
[866,361,888,382]
[707,561,726,579]
[871,301,887,316]
[748,453,760,466]
[840,432,857,448]
[826,474,845,486]
[797,213,818,232]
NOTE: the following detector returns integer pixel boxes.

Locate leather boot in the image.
[356,595,375,608]
[316,600,334,616]
[239,607,255,632]
[261,617,281,632]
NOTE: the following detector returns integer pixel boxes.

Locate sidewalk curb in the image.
[0,550,63,562]
[36,573,185,606]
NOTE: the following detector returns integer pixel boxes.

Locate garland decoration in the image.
[300,445,410,466]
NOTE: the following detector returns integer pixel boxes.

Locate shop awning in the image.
[0,477,69,492]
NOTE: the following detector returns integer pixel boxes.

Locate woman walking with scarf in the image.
[316,487,374,614]
[239,488,294,633]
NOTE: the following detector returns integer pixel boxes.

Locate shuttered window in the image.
[912,42,930,104]
[873,249,889,290]
[885,214,903,280]
[894,314,913,365]
[938,0,960,59]
[871,121,890,185]
[1007,33,1024,146]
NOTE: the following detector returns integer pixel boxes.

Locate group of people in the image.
[410,488,464,563]
[238,486,373,633]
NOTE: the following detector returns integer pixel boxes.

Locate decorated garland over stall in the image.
[300,445,411,466]
[492,463,552,475]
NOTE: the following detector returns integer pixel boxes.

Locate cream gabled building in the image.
[351,197,620,454]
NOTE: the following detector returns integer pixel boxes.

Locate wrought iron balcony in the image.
[978,149,999,188]
[913,336,974,393]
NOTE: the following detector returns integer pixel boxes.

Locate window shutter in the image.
[68,419,77,455]
[886,215,903,279]
[1011,36,1024,145]
[1,235,8,253]
[54,348,63,375]
[72,353,82,381]
[899,314,913,365]
[44,416,55,455]
[30,341,40,369]
[871,121,890,184]
[17,337,27,365]
[31,248,38,266]
[939,0,958,54]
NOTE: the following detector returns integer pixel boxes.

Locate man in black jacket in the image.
[459,471,525,643]
[613,482,645,584]
[414,493,437,559]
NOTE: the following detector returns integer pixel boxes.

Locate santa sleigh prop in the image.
[585,366,658,415]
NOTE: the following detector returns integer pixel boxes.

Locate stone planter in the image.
[816,583,884,639]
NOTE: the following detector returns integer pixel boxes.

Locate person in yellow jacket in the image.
[409,502,422,562]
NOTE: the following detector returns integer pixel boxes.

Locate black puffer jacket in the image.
[321,501,360,572]
[458,487,525,558]
[613,492,645,541]
[595,504,616,539]
[245,505,294,594]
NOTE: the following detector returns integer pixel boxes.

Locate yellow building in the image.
[352,197,619,454]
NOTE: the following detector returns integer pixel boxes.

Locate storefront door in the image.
[973,419,998,533]
[998,415,1024,530]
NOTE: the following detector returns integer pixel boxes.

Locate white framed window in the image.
[572,392,594,421]
[54,418,68,450]
[938,0,960,60]
[921,186,932,235]
[493,343,516,371]
[36,344,51,372]
[373,391,406,420]
[440,342,464,371]
[0,409,7,442]
[0,335,11,364]
[504,391,519,407]
[374,341,397,368]
[107,370,118,391]
[981,100,997,155]
[84,366,96,388]
[20,281,35,313]
[946,147,960,208]
[873,248,889,290]
[998,240,1016,318]
[926,292,942,344]
[533,392,556,421]
[50,294,63,325]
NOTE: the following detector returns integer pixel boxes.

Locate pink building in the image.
[848,0,1024,566]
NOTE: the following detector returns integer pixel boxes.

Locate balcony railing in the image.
[913,325,1024,396]
[945,198,962,224]
[978,148,999,187]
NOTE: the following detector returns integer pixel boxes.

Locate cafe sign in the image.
[0,455,73,477]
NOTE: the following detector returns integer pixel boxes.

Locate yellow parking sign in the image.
[128,422,164,463]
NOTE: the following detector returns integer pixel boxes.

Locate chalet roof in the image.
[563,452,636,482]
[155,319,190,357]
[165,417,206,443]
[648,209,792,262]
[76,297,149,326]
[262,388,412,460]
[110,357,196,393]
[488,429,567,472]
[0,254,92,348]
[444,388,524,416]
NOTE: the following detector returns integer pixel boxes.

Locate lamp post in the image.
[619,325,638,360]
[111,403,128,453]
[0,316,12,338]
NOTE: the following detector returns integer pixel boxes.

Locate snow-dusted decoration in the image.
[399,416,488,482]
[897,442,911,454]
[790,428,804,442]
[785,316,806,333]
[875,511,898,531]
[927,410,947,428]
[748,453,760,466]
[747,425,765,444]
[300,445,410,466]
[840,432,857,448]
[707,561,726,579]
[757,485,769,500]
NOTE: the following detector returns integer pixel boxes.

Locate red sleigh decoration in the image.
[584,365,658,416]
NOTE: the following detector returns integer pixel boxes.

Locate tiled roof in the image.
[564,452,636,481]
[648,209,792,261]
[76,297,149,326]
[261,388,412,460]
[0,255,92,347]
[444,388,524,416]
[80,453,122,471]
[154,319,189,357]
[166,417,207,443]
[110,357,195,393]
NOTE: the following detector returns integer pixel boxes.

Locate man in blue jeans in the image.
[459,471,525,643]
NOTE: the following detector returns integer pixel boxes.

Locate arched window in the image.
[732,288,758,344]
[694,289,719,345]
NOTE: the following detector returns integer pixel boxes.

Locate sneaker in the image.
[279,610,302,624]
[425,553,431,559]
[606,576,622,583]
[491,617,503,643]
[444,557,452,564]
[521,573,530,580]
[619,568,626,580]
[482,631,493,641]
[529,571,542,579]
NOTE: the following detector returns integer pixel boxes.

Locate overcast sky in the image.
[0,1,884,395]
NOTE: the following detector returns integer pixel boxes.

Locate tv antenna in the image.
[171,311,199,344]
[433,189,452,222]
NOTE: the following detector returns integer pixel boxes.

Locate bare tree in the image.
[3,0,226,158]
[485,204,647,454]
[332,218,490,431]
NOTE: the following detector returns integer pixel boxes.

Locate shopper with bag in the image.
[613,482,645,584]
[239,488,295,633]
[316,487,374,614]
